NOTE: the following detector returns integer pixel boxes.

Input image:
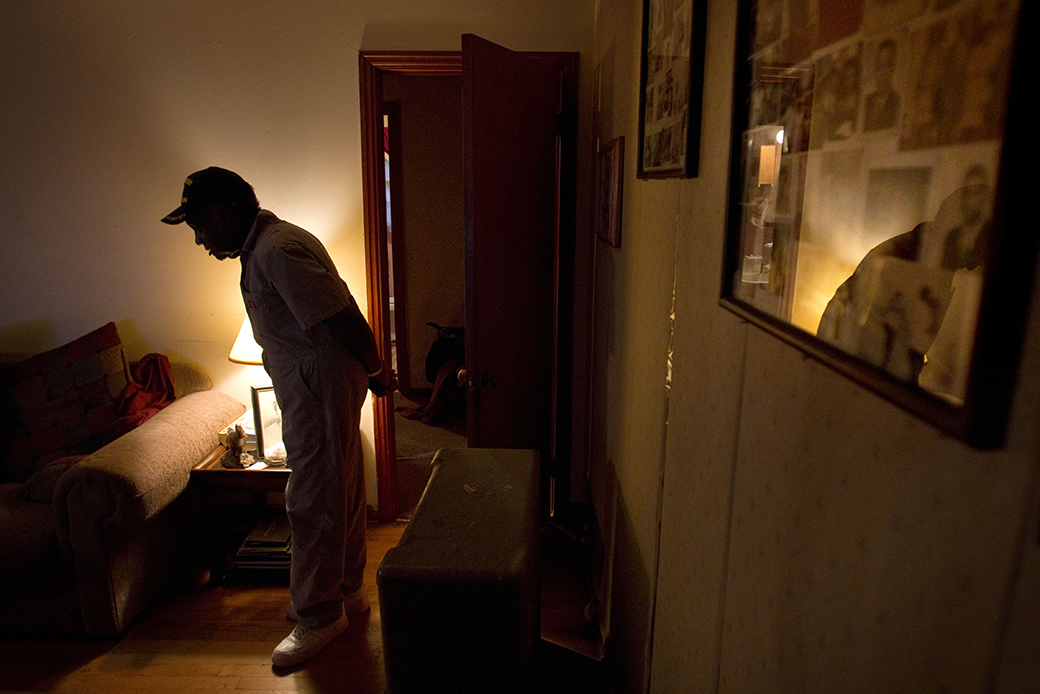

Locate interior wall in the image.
[0,0,593,514]
[589,0,1040,693]
[382,74,465,395]
[588,1,678,690]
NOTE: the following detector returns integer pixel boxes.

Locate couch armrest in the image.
[53,390,246,559]
[51,389,246,634]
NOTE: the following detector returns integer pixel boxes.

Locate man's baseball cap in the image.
[161,167,253,225]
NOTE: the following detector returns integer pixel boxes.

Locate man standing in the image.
[162,167,393,667]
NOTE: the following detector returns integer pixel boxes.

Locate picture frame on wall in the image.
[720,0,1033,448]
[595,136,625,248]
[637,0,707,178]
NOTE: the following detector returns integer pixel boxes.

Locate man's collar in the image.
[241,209,278,256]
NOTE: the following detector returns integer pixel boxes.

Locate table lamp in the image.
[228,316,263,365]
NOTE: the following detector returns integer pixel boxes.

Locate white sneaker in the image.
[271,613,349,668]
[286,586,371,621]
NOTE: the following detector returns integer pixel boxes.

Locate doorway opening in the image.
[360,47,578,524]
[382,95,468,520]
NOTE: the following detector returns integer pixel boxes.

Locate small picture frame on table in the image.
[250,385,284,465]
[595,136,625,248]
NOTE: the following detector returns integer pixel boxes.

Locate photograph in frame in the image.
[250,385,285,465]
[721,0,1032,447]
[637,0,706,178]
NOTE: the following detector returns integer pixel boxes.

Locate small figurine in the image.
[220,423,255,469]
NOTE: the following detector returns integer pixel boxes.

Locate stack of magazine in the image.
[234,513,292,570]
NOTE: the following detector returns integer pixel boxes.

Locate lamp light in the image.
[228,316,263,365]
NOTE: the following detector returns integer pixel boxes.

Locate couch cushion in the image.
[1,323,130,483]
[17,456,84,503]
[0,483,63,580]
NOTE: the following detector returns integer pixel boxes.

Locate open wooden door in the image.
[360,42,577,521]
[463,35,560,487]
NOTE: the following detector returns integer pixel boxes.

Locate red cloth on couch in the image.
[109,353,177,440]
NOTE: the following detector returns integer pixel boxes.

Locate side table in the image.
[190,445,292,584]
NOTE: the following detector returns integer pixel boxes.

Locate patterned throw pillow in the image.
[1,323,130,483]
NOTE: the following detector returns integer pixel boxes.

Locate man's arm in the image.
[323,297,394,397]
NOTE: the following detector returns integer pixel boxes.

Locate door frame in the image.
[359,49,578,523]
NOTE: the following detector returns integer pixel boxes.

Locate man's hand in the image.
[322,303,397,398]
[367,364,396,398]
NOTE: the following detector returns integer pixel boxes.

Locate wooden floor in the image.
[0,522,609,694]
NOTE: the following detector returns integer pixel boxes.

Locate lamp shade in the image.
[229,316,263,365]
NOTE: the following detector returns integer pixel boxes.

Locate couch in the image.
[0,323,246,636]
